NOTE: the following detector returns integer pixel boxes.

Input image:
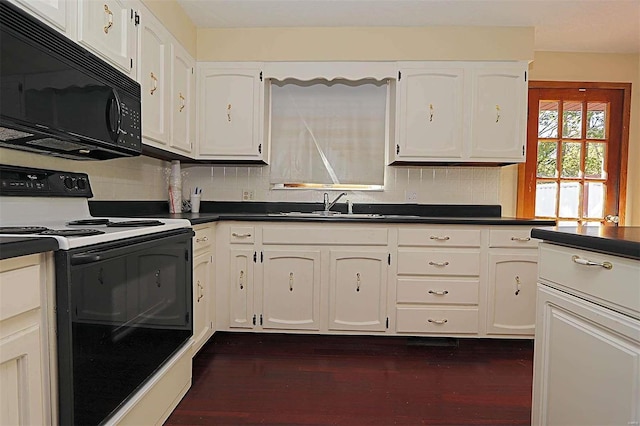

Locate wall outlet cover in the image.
[242,189,255,201]
[405,190,418,202]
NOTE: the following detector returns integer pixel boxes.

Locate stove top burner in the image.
[68,218,111,226]
[40,229,106,237]
[0,226,50,234]
[107,220,164,228]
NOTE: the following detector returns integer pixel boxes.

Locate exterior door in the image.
[519,83,629,225]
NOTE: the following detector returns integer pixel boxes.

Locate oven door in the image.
[55,228,193,426]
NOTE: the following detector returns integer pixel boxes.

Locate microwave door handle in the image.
[106,89,122,142]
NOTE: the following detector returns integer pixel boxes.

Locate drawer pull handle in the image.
[428,319,448,325]
[511,236,531,242]
[103,4,113,34]
[515,276,521,295]
[150,72,158,95]
[428,290,449,296]
[356,272,361,292]
[239,270,244,290]
[429,236,450,241]
[197,280,203,302]
[196,236,209,243]
[428,261,449,267]
[232,232,252,238]
[289,272,294,292]
[571,255,613,270]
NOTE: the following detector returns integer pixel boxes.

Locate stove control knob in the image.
[63,177,75,190]
[77,178,87,190]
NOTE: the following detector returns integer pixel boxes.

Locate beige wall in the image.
[197,26,535,62]
[141,0,197,57]
[529,51,640,225]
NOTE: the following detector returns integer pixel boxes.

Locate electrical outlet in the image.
[405,190,418,202]
[242,189,254,201]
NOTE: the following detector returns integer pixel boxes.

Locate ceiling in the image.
[176,0,640,53]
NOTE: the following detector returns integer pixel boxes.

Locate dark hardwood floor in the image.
[165,332,534,425]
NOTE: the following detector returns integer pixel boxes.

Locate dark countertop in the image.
[0,236,58,260]
[531,226,640,260]
[149,212,555,226]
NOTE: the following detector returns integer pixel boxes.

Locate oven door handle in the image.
[70,253,106,265]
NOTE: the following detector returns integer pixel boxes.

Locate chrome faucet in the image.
[324,192,348,213]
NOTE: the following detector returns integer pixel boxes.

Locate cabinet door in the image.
[198,68,264,160]
[262,250,321,330]
[9,0,70,35]
[170,44,195,154]
[469,66,527,161]
[192,253,212,355]
[329,251,387,331]
[77,0,137,77]
[396,68,464,161]
[229,249,255,329]
[532,285,640,426]
[486,252,537,335]
[0,326,45,426]
[139,11,170,146]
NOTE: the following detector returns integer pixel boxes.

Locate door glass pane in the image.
[538,101,558,138]
[583,182,605,218]
[562,101,582,139]
[586,102,606,139]
[561,142,582,178]
[559,181,580,218]
[535,181,557,217]
[558,220,579,227]
[537,141,557,177]
[585,142,605,178]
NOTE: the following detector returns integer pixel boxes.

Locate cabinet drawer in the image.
[263,226,388,245]
[193,227,213,252]
[397,278,478,305]
[398,228,481,247]
[0,256,41,322]
[489,228,539,248]
[396,307,478,333]
[397,250,480,276]
[229,226,255,244]
[538,243,640,317]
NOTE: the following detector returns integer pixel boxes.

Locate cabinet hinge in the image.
[388,253,391,265]
[522,145,525,156]
[130,58,133,69]
[398,71,401,81]
[524,70,527,82]
[386,317,389,329]
[260,314,263,325]
[252,314,256,326]
[260,252,264,263]
[253,251,257,263]
[258,144,262,154]
[260,71,263,81]
[396,144,400,155]
[192,68,194,75]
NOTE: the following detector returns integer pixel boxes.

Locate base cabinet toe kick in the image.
[213,222,541,339]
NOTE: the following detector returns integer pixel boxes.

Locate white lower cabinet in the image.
[192,225,214,355]
[218,222,541,339]
[329,250,388,332]
[0,253,53,426]
[262,249,321,330]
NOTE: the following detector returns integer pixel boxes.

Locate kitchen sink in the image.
[269,212,384,218]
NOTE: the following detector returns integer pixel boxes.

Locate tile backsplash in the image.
[181,164,503,206]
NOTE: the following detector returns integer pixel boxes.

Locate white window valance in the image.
[262,61,397,82]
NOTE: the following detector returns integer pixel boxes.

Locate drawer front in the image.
[397,250,480,276]
[489,228,539,248]
[229,226,255,244]
[396,307,478,333]
[538,243,640,316]
[193,227,213,252]
[0,257,41,322]
[397,278,479,305]
[262,226,388,246]
[398,228,481,247]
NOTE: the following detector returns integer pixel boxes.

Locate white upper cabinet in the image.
[392,61,528,164]
[470,65,527,161]
[8,0,75,37]
[197,63,266,162]
[139,10,170,146]
[170,43,195,154]
[395,67,464,161]
[77,0,138,78]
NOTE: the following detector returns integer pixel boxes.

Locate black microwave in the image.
[0,1,141,160]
